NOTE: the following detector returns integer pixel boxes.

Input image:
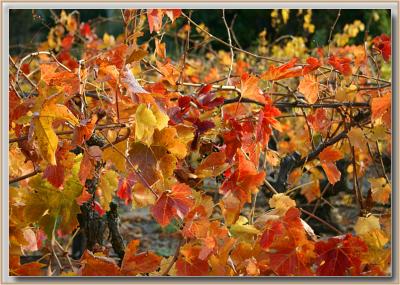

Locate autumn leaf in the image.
[121,240,162,275]
[261,58,300,81]
[259,208,316,276]
[307,108,332,134]
[220,151,265,206]
[98,169,119,211]
[298,74,319,104]
[261,57,320,81]
[319,147,343,185]
[230,216,260,240]
[156,60,180,85]
[300,179,321,203]
[371,93,391,127]
[257,101,282,147]
[259,219,283,249]
[372,34,391,62]
[241,73,266,103]
[354,215,389,248]
[152,127,188,159]
[368,177,391,204]
[10,255,45,276]
[195,151,228,178]
[32,99,79,166]
[151,183,194,226]
[128,142,160,187]
[328,55,352,76]
[268,193,296,216]
[121,66,149,99]
[79,250,121,276]
[40,63,79,95]
[24,157,83,236]
[176,243,209,276]
[347,127,368,151]
[135,103,169,146]
[315,234,368,276]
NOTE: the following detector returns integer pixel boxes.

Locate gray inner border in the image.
[2,2,398,284]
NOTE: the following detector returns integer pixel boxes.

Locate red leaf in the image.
[259,208,316,276]
[328,56,352,76]
[80,23,92,38]
[256,100,282,147]
[220,151,265,201]
[315,234,368,276]
[372,34,391,62]
[260,220,283,249]
[61,34,74,50]
[76,189,92,206]
[194,84,224,110]
[151,183,194,226]
[94,201,106,217]
[302,57,321,75]
[307,108,332,134]
[116,174,136,205]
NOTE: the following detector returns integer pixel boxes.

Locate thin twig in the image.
[162,235,183,276]
[300,208,343,235]
[9,168,42,184]
[222,9,234,85]
[328,9,341,56]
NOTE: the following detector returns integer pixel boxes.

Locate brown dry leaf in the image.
[347,127,368,152]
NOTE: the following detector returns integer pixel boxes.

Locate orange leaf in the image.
[321,161,341,185]
[261,57,320,81]
[220,151,265,204]
[151,183,194,226]
[195,151,228,178]
[176,243,209,276]
[121,240,162,275]
[10,255,45,276]
[261,58,300,81]
[298,74,319,104]
[319,147,343,185]
[307,109,332,134]
[79,250,121,276]
[319,146,343,162]
[371,93,391,126]
[240,73,266,103]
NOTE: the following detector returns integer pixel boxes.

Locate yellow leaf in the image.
[268,193,296,216]
[230,216,260,240]
[98,170,119,211]
[33,102,79,165]
[355,215,389,249]
[103,140,128,172]
[135,104,168,146]
[24,156,83,236]
[368,178,391,204]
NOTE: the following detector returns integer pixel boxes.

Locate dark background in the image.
[10,9,391,56]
